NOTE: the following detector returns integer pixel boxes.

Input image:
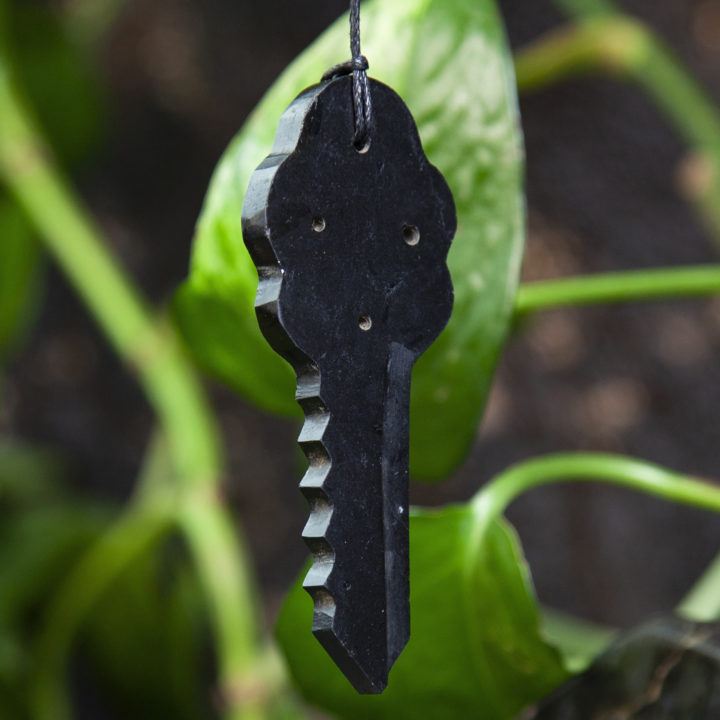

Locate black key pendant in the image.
[242,73,455,693]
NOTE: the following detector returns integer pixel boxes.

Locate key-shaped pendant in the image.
[242,74,455,693]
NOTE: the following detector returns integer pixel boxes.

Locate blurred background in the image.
[2,0,720,664]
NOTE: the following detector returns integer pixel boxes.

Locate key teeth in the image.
[299,437,390,695]
[247,257,338,619]
[247,231,396,697]
[306,588,336,630]
[240,94,345,652]
[295,387,343,652]
[302,496,333,555]
[300,453,338,608]
[298,411,330,448]
[304,557,335,597]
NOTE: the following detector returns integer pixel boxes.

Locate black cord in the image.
[322,0,372,149]
[349,0,371,149]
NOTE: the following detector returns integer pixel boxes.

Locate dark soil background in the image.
[4,0,720,642]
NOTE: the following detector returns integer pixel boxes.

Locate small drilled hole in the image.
[403,224,420,246]
[312,215,326,232]
[358,315,372,331]
[354,138,371,154]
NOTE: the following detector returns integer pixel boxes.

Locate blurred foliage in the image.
[174,0,525,481]
[84,537,211,720]
[0,0,103,365]
[0,0,102,166]
[517,0,720,242]
[0,439,216,719]
[0,439,66,504]
[0,439,107,716]
[0,504,104,714]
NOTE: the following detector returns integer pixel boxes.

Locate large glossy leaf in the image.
[175,0,524,479]
[276,506,567,719]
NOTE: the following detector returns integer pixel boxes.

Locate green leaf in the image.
[84,536,209,720]
[175,0,524,479]
[0,504,107,627]
[0,503,107,711]
[276,507,568,720]
[0,437,66,505]
[0,198,41,361]
[0,437,108,711]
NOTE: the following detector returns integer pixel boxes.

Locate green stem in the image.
[0,64,269,719]
[515,265,720,316]
[180,491,266,712]
[0,67,219,488]
[515,17,651,90]
[515,0,720,633]
[515,14,720,238]
[473,453,720,527]
[473,453,720,622]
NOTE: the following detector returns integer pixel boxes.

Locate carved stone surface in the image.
[242,74,455,692]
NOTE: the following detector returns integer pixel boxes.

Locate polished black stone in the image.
[242,74,455,693]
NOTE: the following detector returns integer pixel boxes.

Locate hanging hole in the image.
[312,215,326,233]
[354,138,371,154]
[358,315,372,331]
[403,224,420,246]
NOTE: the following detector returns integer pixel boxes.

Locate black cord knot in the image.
[322,1,373,151]
[351,55,369,72]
